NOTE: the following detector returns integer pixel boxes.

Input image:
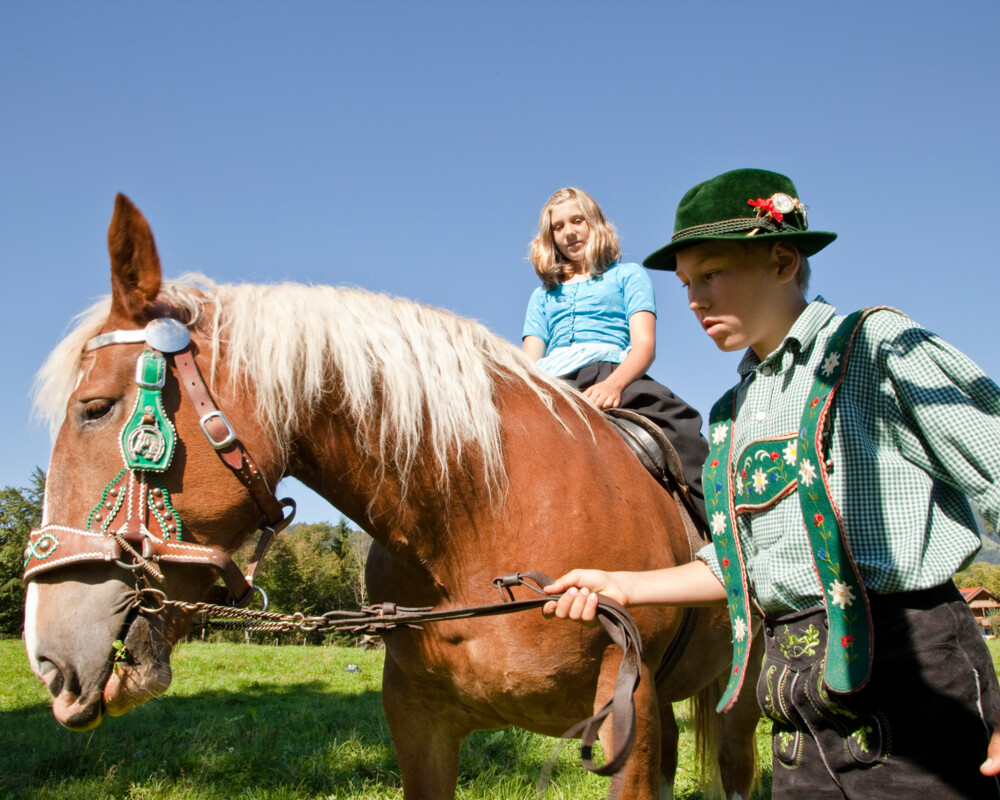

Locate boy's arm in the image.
[883,321,1000,533]
[542,560,727,622]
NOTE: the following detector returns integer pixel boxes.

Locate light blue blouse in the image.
[522,263,656,375]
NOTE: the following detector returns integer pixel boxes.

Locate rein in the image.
[161,570,643,781]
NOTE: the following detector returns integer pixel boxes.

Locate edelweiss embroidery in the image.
[782,440,797,466]
[829,580,856,609]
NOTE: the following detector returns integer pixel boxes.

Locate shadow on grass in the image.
[1,682,398,799]
[1,683,618,800]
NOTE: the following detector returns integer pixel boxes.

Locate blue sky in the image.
[2,2,998,526]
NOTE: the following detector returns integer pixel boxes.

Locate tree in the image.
[955,561,1000,598]
[242,518,372,643]
[0,468,45,637]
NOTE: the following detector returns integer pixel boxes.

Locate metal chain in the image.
[156,595,438,635]
[135,572,559,636]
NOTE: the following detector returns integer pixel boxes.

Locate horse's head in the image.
[25,195,289,730]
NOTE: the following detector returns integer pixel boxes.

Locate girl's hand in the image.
[583,380,622,409]
[542,570,628,623]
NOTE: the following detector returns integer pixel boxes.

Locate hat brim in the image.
[643,230,837,271]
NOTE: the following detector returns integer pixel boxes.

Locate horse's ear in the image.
[108,193,162,323]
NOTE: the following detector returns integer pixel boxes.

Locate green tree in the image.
[0,468,45,637]
[247,519,370,642]
[955,561,1000,598]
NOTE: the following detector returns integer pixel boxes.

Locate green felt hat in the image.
[643,168,837,271]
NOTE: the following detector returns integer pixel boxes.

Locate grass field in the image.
[4,638,999,799]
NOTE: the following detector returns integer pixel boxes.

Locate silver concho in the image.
[771,193,797,215]
[127,421,167,463]
[145,318,191,354]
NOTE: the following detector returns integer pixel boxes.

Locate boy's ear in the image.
[771,242,801,285]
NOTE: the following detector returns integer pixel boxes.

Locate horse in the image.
[24,194,761,800]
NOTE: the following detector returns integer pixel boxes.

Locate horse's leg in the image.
[717,635,764,800]
[597,659,661,800]
[381,653,462,800]
[658,702,680,800]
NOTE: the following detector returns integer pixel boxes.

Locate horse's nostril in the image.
[42,664,64,696]
[35,658,57,679]
[36,657,78,697]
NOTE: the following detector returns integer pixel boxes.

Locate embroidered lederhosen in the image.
[703,308,899,712]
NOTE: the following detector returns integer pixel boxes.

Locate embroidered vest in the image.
[704,308,899,712]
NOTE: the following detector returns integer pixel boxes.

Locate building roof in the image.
[960,586,1000,603]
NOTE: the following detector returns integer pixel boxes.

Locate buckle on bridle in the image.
[199,411,237,449]
[134,351,167,389]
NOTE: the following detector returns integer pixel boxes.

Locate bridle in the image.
[24,315,296,608]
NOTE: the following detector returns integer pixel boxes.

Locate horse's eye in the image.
[82,400,115,423]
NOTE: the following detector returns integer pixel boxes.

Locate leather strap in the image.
[794,307,901,693]
[494,572,641,778]
[24,524,257,604]
[172,347,287,527]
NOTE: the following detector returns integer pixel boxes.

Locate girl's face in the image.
[549,201,590,269]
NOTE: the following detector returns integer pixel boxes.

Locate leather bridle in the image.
[24,316,295,607]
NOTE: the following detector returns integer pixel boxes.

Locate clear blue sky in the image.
[2,2,998,526]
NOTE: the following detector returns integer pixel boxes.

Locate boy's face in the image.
[675,240,791,357]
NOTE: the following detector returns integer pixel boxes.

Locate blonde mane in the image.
[35,275,585,502]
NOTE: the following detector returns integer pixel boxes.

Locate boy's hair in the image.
[797,253,811,293]
[529,187,622,289]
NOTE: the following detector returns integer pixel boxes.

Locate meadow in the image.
[4,638,999,800]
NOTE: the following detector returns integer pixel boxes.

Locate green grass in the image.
[6,639,998,799]
[0,639,770,799]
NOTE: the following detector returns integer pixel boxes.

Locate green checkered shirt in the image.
[697,298,1000,615]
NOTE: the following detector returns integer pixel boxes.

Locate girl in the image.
[522,187,707,517]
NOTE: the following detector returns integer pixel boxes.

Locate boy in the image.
[544,168,1000,798]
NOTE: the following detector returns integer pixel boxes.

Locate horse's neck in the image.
[289,408,482,574]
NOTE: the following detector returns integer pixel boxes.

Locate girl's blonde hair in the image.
[528,188,622,289]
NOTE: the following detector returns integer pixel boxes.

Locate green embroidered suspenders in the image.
[704,307,898,712]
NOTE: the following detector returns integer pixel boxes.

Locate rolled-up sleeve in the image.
[695,542,725,584]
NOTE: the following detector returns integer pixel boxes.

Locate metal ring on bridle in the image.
[246,583,269,613]
[134,587,168,613]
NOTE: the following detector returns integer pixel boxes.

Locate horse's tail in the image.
[692,679,726,799]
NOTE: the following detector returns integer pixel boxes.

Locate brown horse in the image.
[24,195,760,799]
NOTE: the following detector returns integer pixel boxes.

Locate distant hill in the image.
[972,502,1000,565]
[978,535,1000,565]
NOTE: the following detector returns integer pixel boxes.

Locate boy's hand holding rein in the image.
[542,561,729,622]
[542,570,627,622]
